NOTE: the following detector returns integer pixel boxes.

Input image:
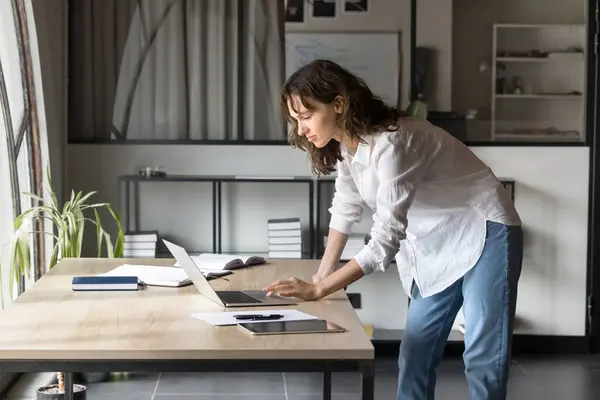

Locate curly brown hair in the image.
[280,59,402,175]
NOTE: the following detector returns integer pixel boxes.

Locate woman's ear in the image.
[333,96,344,114]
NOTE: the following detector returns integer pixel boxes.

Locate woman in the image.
[263,59,523,400]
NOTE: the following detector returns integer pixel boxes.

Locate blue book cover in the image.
[72,276,139,291]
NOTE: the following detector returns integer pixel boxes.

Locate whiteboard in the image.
[285,32,401,106]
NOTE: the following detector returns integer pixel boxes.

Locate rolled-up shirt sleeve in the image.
[328,159,364,234]
[354,139,429,275]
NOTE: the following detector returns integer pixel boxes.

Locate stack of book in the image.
[122,231,158,258]
[324,233,368,260]
[267,218,302,259]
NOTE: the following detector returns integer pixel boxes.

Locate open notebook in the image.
[173,253,266,270]
[99,264,231,287]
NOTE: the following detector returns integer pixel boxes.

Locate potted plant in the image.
[406,97,428,119]
[0,167,124,399]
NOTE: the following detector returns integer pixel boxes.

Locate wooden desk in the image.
[0,258,375,400]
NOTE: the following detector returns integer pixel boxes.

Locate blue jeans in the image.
[397,220,523,400]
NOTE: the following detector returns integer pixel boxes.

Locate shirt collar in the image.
[342,135,372,166]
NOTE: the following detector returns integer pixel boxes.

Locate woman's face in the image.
[287,95,343,148]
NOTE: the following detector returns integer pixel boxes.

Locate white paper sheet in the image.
[190,309,319,326]
[99,264,230,287]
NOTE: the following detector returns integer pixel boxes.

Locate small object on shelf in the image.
[139,166,166,177]
[268,218,302,258]
[512,76,524,95]
[495,62,506,94]
[406,99,428,119]
[496,49,548,58]
[123,230,158,258]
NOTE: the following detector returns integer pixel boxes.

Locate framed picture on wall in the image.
[312,0,336,18]
[343,0,368,13]
[285,0,304,23]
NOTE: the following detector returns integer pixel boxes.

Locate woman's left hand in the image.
[263,277,323,301]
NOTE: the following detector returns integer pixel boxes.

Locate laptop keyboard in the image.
[218,291,260,304]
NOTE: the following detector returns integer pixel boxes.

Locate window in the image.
[0,0,49,307]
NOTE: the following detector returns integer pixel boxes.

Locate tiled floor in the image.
[5,355,600,399]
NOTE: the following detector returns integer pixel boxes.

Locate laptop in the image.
[162,240,297,307]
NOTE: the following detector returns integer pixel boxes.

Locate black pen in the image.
[233,314,283,321]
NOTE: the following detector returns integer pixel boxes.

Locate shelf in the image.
[494,23,584,29]
[497,55,584,63]
[119,174,314,183]
[497,57,551,63]
[495,94,582,99]
[495,133,581,141]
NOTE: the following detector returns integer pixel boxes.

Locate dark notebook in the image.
[174,253,266,270]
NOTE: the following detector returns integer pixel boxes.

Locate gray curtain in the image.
[240,0,286,140]
[70,0,286,141]
[68,0,137,140]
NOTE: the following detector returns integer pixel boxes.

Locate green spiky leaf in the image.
[105,204,124,258]
[0,164,125,302]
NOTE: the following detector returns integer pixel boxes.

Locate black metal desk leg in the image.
[134,181,140,231]
[309,181,314,258]
[124,181,130,232]
[64,372,74,400]
[217,181,222,254]
[323,371,332,400]
[212,181,217,253]
[118,179,123,230]
[361,361,375,400]
[315,181,322,258]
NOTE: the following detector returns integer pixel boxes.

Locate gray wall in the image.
[32,0,66,205]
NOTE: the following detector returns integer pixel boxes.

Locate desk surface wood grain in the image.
[0,258,374,360]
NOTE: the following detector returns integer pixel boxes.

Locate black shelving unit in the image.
[119,174,515,261]
[118,175,314,257]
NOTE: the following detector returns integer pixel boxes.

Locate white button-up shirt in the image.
[328,118,521,298]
